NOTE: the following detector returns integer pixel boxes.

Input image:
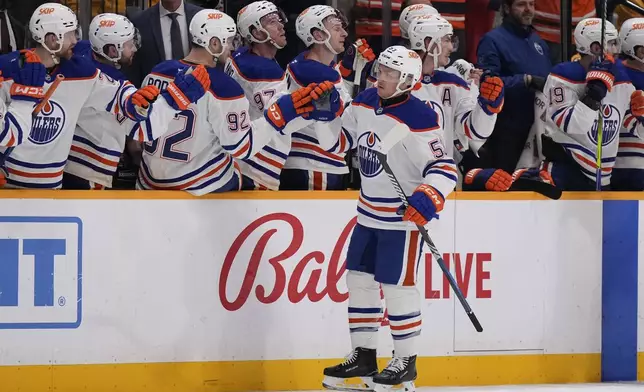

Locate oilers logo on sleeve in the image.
[29,101,66,145]
[358,132,383,178]
[589,104,621,147]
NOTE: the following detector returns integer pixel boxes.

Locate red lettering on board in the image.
[425,252,492,299]
[219,213,355,311]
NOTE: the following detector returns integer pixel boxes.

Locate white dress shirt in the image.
[159,1,190,60]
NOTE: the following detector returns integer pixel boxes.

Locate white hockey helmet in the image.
[574,17,619,55]
[408,14,455,68]
[399,3,438,40]
[296,5,347,55]
[29,3,81,57]
[373,45,422,98]
[88,13,140,64]
[620,18,644,62]
[237,1,287,49]
[190,9,237,60]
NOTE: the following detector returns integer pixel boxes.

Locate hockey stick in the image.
[352,46,367,98]
[32,74,64,117]
[595,0,608,191]
[373,124,484,333]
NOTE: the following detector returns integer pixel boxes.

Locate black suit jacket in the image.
[126,2,202,87]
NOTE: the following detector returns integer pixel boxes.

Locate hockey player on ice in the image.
[611,18,644,190]
[407,14,511,191]
[0,3,206,189]
[527,17,634,190]
[225,1,290,190]
[138,9,331,195]
[322,46,457,392]
[280,5,351,190]
[63,13,166,190]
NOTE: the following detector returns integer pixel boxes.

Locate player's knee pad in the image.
[382,283,421,356]
[347,271,382,350]
[347,270,381,306]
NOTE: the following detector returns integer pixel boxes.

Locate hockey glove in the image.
[265,83,316,134]
[463,168,512,191]
[630,90,644,121]
[338,38,375,79]
[125,85,160,121]
[583,54,618,110]
[478,74,504,115]
[526,75,546,92]
[402,184,445,226]
[310,81,344,121]
[509,167,561,199]
[161,65,210,111]
[10,50,45,103]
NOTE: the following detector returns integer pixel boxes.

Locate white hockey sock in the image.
[382,283,421,357]
[347,270,383,350]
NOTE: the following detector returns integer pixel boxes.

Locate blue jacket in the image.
[474,19,552,172]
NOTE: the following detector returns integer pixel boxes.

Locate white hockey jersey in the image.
[64,40,177,188]
[138,60,277,196]
[0,52,175,189]
[543,61,634,186]
[0,52,37,150]
[283,51,353,174]
[614,62,644,174]
[341,88,458,230]
[412,71,496,163]
[225,46,290,190]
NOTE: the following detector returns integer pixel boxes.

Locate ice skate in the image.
[322,347,378,391]
[373,355,416,392]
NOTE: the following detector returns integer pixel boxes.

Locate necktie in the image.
[168,12,184,60]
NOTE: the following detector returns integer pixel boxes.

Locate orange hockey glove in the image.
[463,168,512,191]
[478,75,504,115]
[10,50,45,103]
[126,85,160,121]
[265,83,316,133]
[162,65,210,111]
[631,90,644,118]
[402,184,444,226]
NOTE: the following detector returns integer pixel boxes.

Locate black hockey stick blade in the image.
[373,150,484,333]
[509,178,562,200]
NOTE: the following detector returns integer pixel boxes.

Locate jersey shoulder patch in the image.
[287,51,341,86]
[230,47,284,82]
[387,95,439,132]
[428,70,469,89]
[149,60,186,80]
[208,67,245,99]
[549,61,586,83]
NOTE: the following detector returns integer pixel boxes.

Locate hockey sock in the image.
[347,270,383,350]
[382,283,421,357]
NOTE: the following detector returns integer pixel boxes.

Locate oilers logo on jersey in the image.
[29,101,66,145]
[589,104,621,147]
[358,132,383,178]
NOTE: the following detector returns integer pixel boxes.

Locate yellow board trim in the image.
[0,353,600,392]
[0,190,644,201]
